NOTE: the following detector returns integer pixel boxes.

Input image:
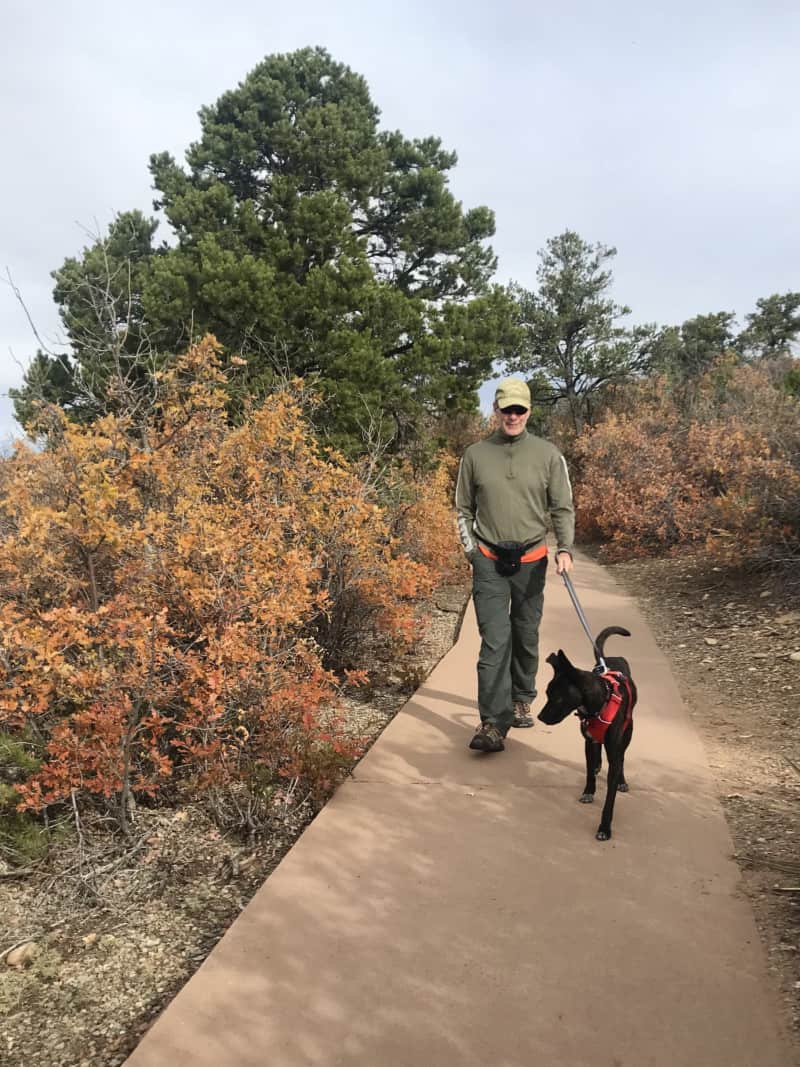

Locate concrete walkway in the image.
[125,552,795,1067]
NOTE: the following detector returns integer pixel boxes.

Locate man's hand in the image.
[555,550,573,575]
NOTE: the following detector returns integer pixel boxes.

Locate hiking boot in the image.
[511,701,534,728]
[469,721,505,752]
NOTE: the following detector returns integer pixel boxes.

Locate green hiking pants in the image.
[471,551,548,732]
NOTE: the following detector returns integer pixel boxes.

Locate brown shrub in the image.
[574,360,800,566]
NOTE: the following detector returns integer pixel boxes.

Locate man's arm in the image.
[548,450,575,574]
[454,452,478,559]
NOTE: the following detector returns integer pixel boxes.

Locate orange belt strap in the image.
[478,543,548,563]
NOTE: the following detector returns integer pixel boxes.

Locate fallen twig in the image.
[94,835,150,886]
[741,854,800,877]
[0,866,39,881]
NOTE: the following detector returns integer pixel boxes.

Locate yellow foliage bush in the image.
[0,337,446,822]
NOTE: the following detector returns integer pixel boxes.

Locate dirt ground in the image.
[609,553,800,1043]
[2,561,799,1066]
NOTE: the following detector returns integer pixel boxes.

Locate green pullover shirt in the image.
[455,429,575,558]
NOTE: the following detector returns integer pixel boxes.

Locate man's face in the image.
[495,403,530,436]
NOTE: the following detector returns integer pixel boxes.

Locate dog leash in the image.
[560,571,608,672]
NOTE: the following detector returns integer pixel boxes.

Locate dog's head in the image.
[537,650,585,725]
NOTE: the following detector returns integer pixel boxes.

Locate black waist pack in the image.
[481,539,537,577]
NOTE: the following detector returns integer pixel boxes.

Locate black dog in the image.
[538,626,637,841]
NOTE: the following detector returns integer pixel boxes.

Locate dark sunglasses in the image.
[499,405,528,416]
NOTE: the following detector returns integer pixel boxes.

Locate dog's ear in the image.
[556,649,583,681]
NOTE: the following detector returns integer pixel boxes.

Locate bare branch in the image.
[3,267,62,357]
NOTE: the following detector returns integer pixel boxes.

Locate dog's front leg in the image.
[579,738,599,803]
[596,758,622,840]
[617,721,633,793]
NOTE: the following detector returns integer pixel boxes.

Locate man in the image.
[455,377,574,752]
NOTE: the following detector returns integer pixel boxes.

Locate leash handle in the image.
[560,571,607,672]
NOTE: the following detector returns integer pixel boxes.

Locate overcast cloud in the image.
[1,0,798,442]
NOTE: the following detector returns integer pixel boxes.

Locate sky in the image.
[1,0,798,443]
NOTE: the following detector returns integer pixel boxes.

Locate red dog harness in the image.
[578,671,634,744]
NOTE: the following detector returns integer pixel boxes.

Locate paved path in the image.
[126,552,795,1067]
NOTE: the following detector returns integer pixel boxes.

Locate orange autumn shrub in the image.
[684,426,800,567]
[574,361,800,564]
[0,337,434,824]
[573,397,706,559]
[391,453,466,586]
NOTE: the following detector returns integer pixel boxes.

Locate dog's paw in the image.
[595,829,611,841]
[579,793,595,804]
[617,782,629,792]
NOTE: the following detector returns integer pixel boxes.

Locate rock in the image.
[6,941,38,969]
[704,638,719,646]
[789,652,800,663]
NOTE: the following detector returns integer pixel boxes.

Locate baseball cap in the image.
[494,378,530,410]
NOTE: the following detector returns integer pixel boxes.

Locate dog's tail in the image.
[595,626,631,657]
